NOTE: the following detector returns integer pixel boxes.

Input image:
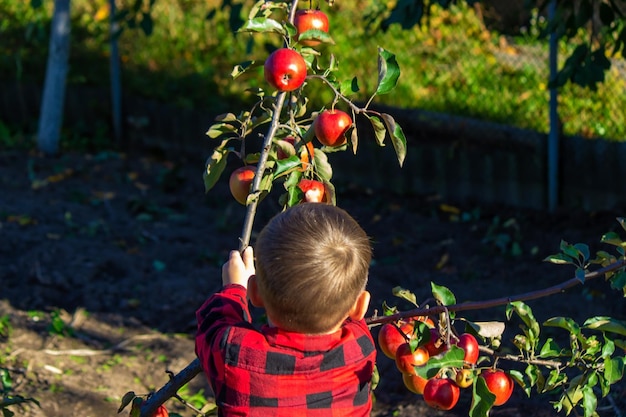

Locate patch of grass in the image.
[1,1,624,142]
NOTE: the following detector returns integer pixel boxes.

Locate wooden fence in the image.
[2,83,625,211]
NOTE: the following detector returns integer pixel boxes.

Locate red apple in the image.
[294,9,329,46]
[298,179,325,203]
[424,328,448,357]
[423,378,460,410]
[264,48,307,92]
[481,369,514,406]
[377,321,414,359]
[454,333,480,365]
[313,109,352,147]
[402,373,429,395]
[395,343,429,375]
[229,166,256,205]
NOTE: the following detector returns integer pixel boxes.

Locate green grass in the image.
[1,0,624,142]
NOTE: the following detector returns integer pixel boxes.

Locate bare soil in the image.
[1,149,624,417]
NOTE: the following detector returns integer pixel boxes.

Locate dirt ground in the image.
[1,149,625,417]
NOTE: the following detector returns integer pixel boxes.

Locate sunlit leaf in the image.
[238,17,285,35]
[601,231,625,247]
[415,346,465,379]
[297,29,335,45]
[543,253,574,264]
[507,301,540,342]
[392,286,418,306]
[508,369,528,395]
[581,385,597,417]
[364,113,386,146]
[430,282,456,319]
[583,316,626,336]
[544,317,581,338]
[375,47,400,95]
[470,375,495,417]
[339,77,359,96]
[273,156,302,178]
[604,356,625,384]
[231,60,260,79]
[539,337,563,358]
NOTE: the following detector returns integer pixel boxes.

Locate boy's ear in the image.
[247,275,264,307]
[348,290,370,321]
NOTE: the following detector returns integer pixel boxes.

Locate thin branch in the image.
[478,345,562,369]
[139,3,299,413]
[365,259,626,326]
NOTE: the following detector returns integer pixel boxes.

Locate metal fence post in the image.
[547,0,559,211]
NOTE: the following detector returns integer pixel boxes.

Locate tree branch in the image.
[365,259,626,326]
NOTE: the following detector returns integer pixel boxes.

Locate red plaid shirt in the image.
[195,284,376,417]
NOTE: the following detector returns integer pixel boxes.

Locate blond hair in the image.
[254,203,372,334]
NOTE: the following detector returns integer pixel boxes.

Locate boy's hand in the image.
[222,246,255,288]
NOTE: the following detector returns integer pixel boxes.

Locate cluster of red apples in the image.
[377,318,514,411]
[228,8,352,206]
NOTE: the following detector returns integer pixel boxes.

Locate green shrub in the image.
[1,0,624,141]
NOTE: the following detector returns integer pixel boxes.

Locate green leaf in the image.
[601,231,625,247]
[508,369,529,396]
[617,217,626,232]
[524,364,543,392]
[364,113,386,146]
[231,60,260,79]
[392,286,418,306]
[545,368,567,392]
[543,253,574,265]
[273,156,302,179]
[379,112,406,167]
[375,47,400,95]
[206,122,238,139]
[608,271,626,294]
[581,385,597,417]
[118,391,137,413]
[338,77,359,95]
[430,282,456,318]
[297,29,335,45]
[203,148,229,192]
[313,150,333,181]
[507,301,540,342]
[539,337,562,358]
[574,243,590,261]
[603,356,625,384]
[583,316,626,336]
[470,375,496,417]
[544,317,581,338]
[238,17,285,35]
[415,346,465,379]
[560,240,581,260]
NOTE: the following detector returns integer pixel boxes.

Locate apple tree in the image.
[118,1,625,416]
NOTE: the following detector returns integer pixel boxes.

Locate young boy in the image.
[195,203,376,416]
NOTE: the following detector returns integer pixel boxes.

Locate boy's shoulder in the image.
[221,319,375,375]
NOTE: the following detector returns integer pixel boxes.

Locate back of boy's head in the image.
[255,203,372,334]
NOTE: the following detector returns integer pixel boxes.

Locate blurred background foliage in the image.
[1,0,625,145]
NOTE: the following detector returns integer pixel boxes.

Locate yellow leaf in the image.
[94,4,110,21]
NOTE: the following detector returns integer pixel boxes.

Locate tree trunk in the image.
[37,0,71,156]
